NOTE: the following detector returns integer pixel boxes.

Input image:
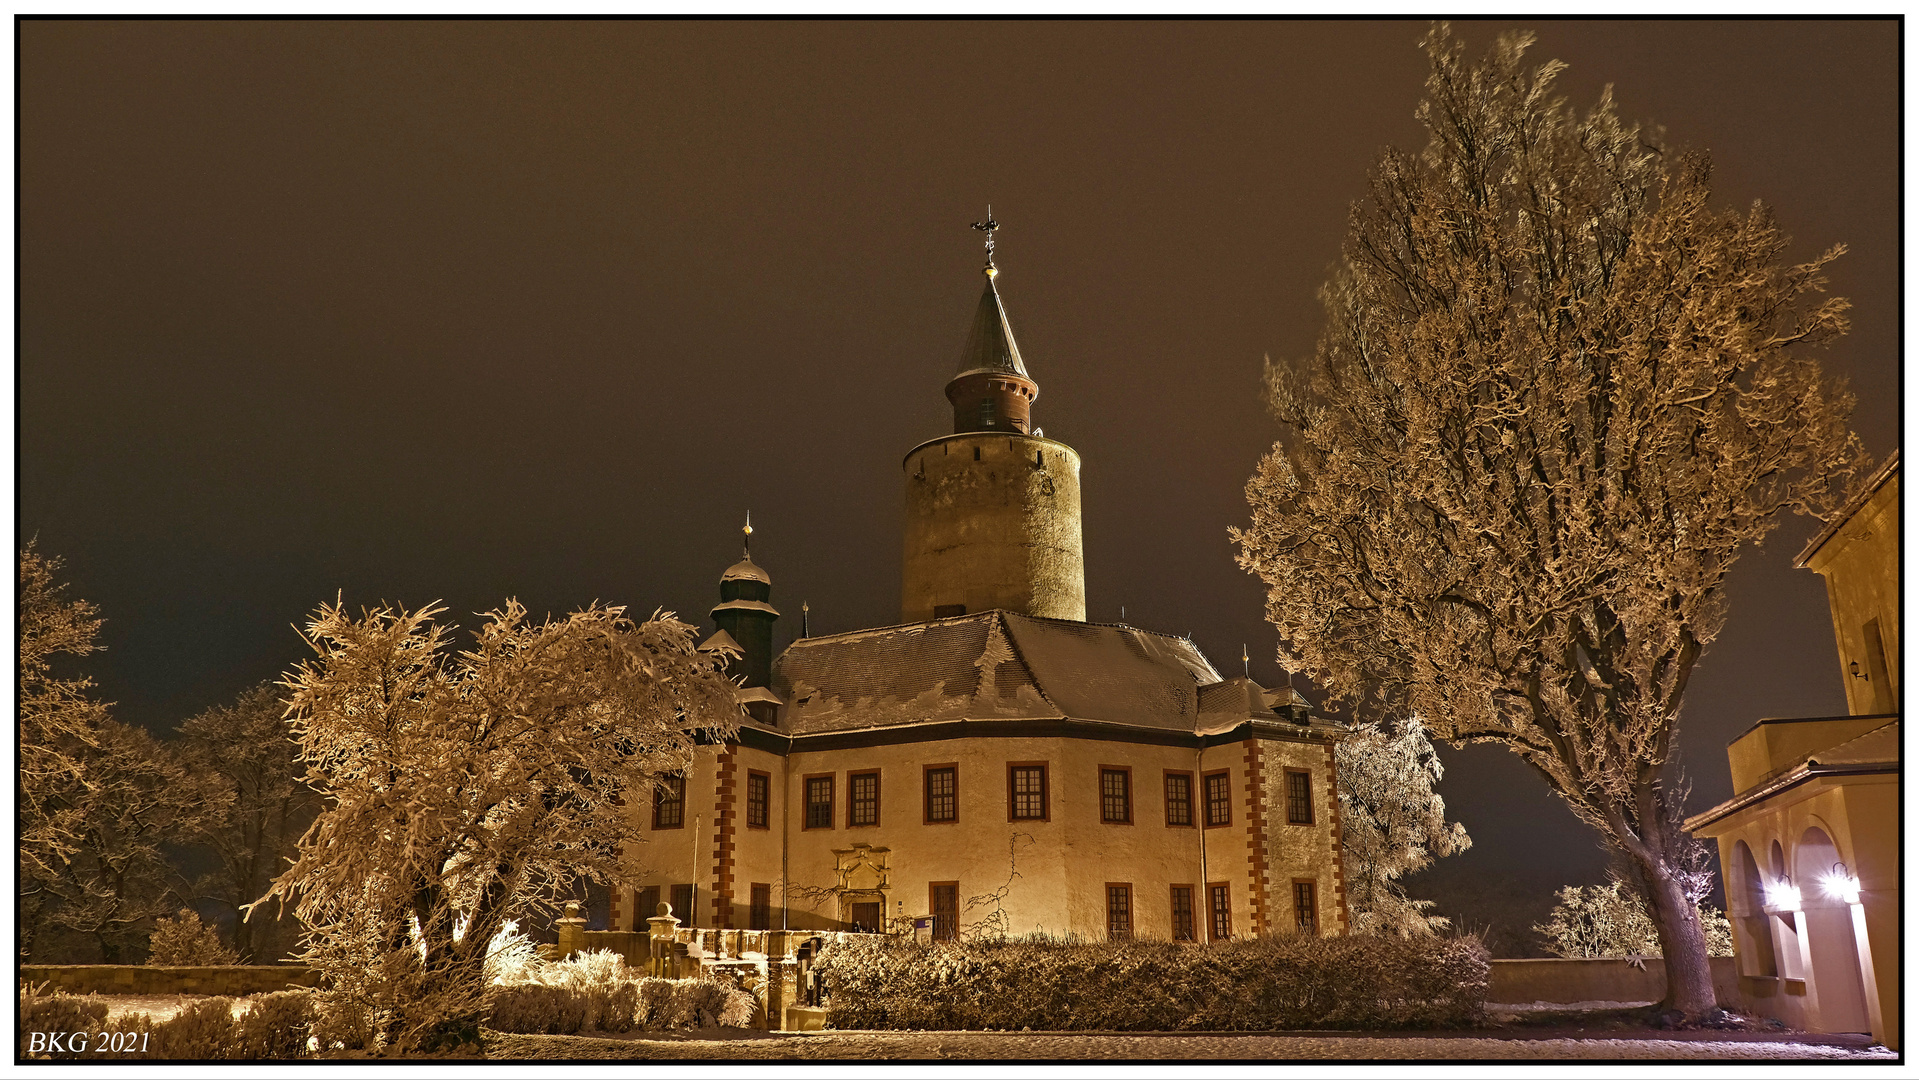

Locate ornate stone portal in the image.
[832,843,891,931]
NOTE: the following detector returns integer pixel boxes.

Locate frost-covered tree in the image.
[1535,879,1733,960]
[177,681,321,962]
[1335,717,1471,936]
[18,547,109,900]
[1233,26,1865,1020]
[35,720,225,961]
[259,599,741,1052]
[147,908,241,966]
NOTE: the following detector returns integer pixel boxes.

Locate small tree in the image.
[1335,716,1471,936]
[260,599,741,1053]
[1234,26,1865,1019]
[177,682,321,962]
[148,909,241,966]
[1535,880,1733,960]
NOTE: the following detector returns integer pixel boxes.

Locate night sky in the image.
[20,20,1899,899]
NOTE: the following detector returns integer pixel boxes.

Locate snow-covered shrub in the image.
[635,977,757,1031]
[233,991,316,1059]
[483,920,542,985]
[146,908,240,966]
[815,933,1488,1031]
[487,949,641,1034]
[1534,881,1734,959]
[17,983,109,1058]
[485,949,755,1035]
[140,996,239,1059]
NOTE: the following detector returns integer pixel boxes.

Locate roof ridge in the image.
[990,610,1063,714]
[1806,717,1900,765]
[1795,448,1899,568]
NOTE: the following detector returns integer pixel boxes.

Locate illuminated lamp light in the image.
[1762,876,1802,913]
[1820,863,1862,906]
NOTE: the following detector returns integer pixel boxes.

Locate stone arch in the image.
[1794,826,1870,1032]
[1729,840,1777,977]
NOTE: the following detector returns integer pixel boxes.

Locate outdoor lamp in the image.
[1762,875,1802,913]
[1820,863,1862,906]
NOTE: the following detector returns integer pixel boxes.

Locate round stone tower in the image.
[901,244,1086,623]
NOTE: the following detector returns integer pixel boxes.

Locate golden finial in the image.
[742,511,753,559]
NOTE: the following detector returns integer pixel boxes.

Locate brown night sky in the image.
[19,20,1900,894]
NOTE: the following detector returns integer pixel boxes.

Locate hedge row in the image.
[813,934,1489,1031]
[18,986,316,1061]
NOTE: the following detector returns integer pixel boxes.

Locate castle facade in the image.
[616,246,1349,942]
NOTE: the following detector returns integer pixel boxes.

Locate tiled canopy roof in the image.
[772,610,1227,735]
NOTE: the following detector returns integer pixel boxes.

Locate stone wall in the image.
[1487,957,1743,1006]
[20,965,320,997]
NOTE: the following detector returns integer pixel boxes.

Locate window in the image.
[1099,767,1132,824]
[653,774,685,829]
[1009,763,1049,821]
[805,775,835,830]
[1294,880,1318,936]
[924,765,958,823]
[980,400,996,428]
[1170,885,1196,942]
[670,883,693,922]
[849,771,880,827]
[1285,769,1314,825]
[749,883,771,930]
[1204,770,1232,827]
[1164,771,1193,827]
[1106,884,1133,940]
[1209,883,1232,941]
[850,901,883,932]
[930,882,958,941]
[637,885,660,923]
[746,771,770,830]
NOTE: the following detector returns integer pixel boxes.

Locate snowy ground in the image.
[484,1029,1895,1062]
[99,995,238,1023]
[90,997,1896,1061]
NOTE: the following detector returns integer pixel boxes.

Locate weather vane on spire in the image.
[743,510,753,559]
[971,206,999,278]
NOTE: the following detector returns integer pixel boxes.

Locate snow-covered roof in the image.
[713,599,779,617]
[735,685,784,706]
[722,557,771,584]
[698,629,741,654]
[771,610,1226,735]
[1807,719,1899,768]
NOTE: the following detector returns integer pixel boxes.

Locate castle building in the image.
[615,231,1349,943]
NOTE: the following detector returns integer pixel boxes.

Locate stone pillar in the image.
[767,958,797,1030]
[555,901,588,960]
[646,902,682,980]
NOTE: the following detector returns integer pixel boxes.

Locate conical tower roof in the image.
[952,277,1030,383]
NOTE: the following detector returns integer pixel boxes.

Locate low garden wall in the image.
[19,965,320,997]
[1487,957,1742,1006]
